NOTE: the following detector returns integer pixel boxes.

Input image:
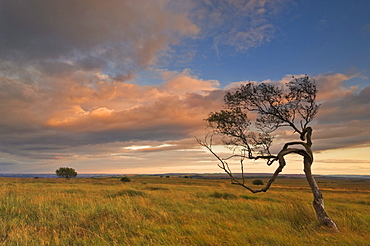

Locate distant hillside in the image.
[0,173,114,178]
[1,173,369,179]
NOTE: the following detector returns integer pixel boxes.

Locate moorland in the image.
[0,175,369,245]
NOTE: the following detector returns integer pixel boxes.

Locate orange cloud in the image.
[43,71,223,135]
[160,69,220,95]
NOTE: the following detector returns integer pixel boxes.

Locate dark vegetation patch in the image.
[356,200,370,205]
[107,190,145,198]
[262,197,280,202]
[142,186,169,191]
[120,176,131,183]
[63,189,86,194]
[240,195,258,200]
[209,192,237,200]
[92,182,116,186]
[252,179,264,185]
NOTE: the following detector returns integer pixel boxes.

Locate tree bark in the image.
[274,127,338,230]
[303,156,338,230]
[300,127,338,230]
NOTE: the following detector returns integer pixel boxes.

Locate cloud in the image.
[0,0,199,78]
[0,163,16,166]
[42,71,222,134]
[191,0,291,54]
[1,70,369,173]
[0,0,294,78]
[317,159,370,164]
[159,69,220,95]
[0,1,368,174]
[313,120,370,151]
[314,72,370,124]
[0,67,224,164]
[315,72,359,101]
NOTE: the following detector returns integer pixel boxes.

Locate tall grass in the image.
[0,176,369,245]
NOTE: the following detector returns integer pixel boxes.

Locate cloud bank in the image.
[0,0,199,78]
[0,0,369,174]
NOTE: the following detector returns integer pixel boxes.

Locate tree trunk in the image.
[303,156,338,231]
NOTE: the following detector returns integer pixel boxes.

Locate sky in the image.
[0,0,369,175]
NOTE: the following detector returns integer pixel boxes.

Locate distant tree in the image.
[120,176,131,183]
[55,167,77,179]
[198,76,338,230]
[252,179,264,185]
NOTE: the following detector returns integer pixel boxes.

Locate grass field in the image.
[0,175,369,245]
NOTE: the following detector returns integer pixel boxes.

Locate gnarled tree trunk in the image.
[303,156,338,230]
[292,128,338,230]
[275,147,337,230]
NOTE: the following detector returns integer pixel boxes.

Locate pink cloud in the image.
[27,71,222,135]
[315,72,358,101]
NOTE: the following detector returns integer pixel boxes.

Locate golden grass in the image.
[0,176,369,245]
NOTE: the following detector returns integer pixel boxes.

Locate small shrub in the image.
[55,167,77,179]
[252,179,264,185]
[120,176,131,183]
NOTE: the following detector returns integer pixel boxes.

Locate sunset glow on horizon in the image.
[1,0,369,175]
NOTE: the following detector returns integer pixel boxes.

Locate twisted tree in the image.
[198,76,338,230]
